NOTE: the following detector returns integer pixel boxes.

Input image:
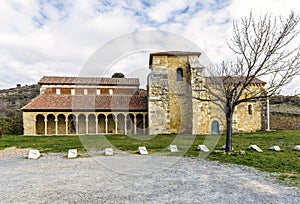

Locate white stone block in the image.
[268,145,281,151]
[138,146,148,155]
[104,148,114,156]
[293,145,300,151]
[67,149,77,158]
[220,145,234,150]
[247,145,263,152]
[197,145,209,152]
[28,150,41,159]
[168,145,178,152]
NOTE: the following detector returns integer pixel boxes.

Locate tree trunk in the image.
[225,111,233,152]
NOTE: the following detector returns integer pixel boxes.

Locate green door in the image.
[211,121,219,134]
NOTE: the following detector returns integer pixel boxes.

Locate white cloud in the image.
[0,0,299,94]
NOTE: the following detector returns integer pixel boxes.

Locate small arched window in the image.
[177,68,183,81]
[248,104,253,115]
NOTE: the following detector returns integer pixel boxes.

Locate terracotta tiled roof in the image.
[38,76,140,86]
[205,76,266,85]
[22,95,147,111]
[137,89,147,97]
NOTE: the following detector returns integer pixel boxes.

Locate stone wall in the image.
[147,64,170,135]
[148,53,266,135]
[270,113,300,130]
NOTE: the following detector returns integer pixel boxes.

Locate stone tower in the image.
[147,51,204,135]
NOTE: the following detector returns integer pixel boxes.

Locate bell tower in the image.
[148,51,204,135]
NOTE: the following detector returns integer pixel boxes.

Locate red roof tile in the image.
[22,95,147,111]
[137,89,147,97]
[38,76,140,86]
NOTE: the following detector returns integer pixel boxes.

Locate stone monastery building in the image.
[22,51,268,135]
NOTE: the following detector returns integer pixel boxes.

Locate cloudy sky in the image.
[0,0,299,93]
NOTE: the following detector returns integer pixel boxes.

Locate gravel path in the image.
[0,152,299,203]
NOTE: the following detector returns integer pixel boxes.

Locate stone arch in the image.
[117,113,125,134]
[68,114,76,134]
[107,114,116,134]
[126,113,134,134]
[136,113,144,134]
[36,114,45,135]
[57,114,66,134]
[88,114,96,134]
[78,114,86,134]
[98,114,106,133]
[47,114,55,135]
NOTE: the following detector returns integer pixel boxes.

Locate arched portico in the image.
[29,111,148,135]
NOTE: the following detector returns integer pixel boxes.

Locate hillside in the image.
[0,84,40,118]
[0,84,39,134]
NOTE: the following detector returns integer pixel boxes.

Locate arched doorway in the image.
[98,114,106,133]
[88,114,96,134]
[47,114,55,135]
[36,114,45,135]
[107,114,115,134]
[117,114,125,134]
[126,114,134,134]
[78,114,86,134]
[57,114,66,134]
[68,114,76,134]
[211,121,219,134]
[136,114,144,134]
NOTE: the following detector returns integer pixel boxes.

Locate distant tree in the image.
[112,72,125,78]
[203,11,300,152]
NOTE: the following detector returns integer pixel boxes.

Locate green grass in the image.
[0,130,299,188]
[0,135,85,153]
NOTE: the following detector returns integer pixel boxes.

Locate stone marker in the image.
[247,145,263,152]
[220,145,234,151]
[104,148,114,156]
[67,149,77,158]
[293,145,300,151]
[197,145,209,152]
[138,146,148,155]
[28,150,41,159]
[268,145,281,151]
[168,145,178,152]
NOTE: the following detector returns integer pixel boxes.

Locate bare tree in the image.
[205,11,300,152]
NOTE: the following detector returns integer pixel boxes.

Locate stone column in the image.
[95,118,98,134]
[33,119,37,135]
[115,117,118,134]
[44,119,48,135]
[55,119,58,135]
[134,114,137,134]
[143,114,146,135]
[65,119,68,135]
[76,118,79,135]
[124,117,127,135]
[105,118,108,134]
[86,117,89,135]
